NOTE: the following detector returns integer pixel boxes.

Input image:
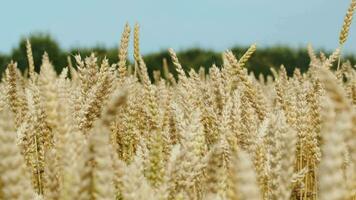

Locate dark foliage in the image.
[0,34,355,79]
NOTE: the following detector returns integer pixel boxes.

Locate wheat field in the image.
[0,1,355,200]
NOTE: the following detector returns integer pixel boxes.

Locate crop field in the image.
[0,1,355,200]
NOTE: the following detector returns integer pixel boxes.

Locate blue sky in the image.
[0,0,355,54]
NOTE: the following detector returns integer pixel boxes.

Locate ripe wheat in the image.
[0,1,356,200]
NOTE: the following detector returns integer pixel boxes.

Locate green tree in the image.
[0,53,10,77]
[1,33,355,80]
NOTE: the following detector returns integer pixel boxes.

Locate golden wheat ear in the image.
[231,150,262,200]
[318,98,351,200]
[317,67,350,111]
[168,48,187,81]
[0,108,36,200]
[26,39,36,79]
[4,61,25,126]
[133,23,140,65]
[338,0,356,69]
[238,43,257,68]
[339,0,356,46]
[118,23,131,79]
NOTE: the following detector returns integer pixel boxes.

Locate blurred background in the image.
[0,0,355,77]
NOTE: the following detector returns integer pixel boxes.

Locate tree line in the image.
[1,33,355,79]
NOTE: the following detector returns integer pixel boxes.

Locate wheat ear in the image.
[0,109,35,200]
[339,0,356,46]
[338,0,356,69]
[26,39,36,78]
[134,23,140,65]
[238,43,257,68]
[118,23,131,79]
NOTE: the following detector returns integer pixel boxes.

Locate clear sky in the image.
[0,0,355,54]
